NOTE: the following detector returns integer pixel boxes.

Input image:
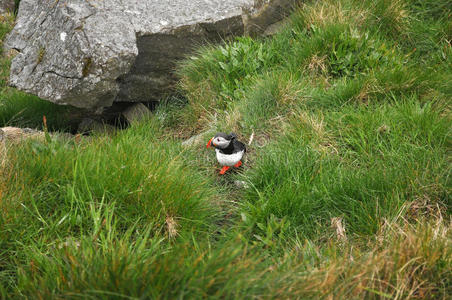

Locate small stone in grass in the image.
[234,180,248,188]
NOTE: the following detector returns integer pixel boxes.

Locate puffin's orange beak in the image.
[206,138,213,148]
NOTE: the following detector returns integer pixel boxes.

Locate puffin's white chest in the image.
[215,149,244,166]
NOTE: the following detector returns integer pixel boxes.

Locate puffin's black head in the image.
[206,132,236,149]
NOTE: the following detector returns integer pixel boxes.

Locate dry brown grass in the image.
[331,217,347,241]
[270,217,452,299]
[165,216,179,239]
[223,108,243,134]
[274,75,306,106]
[308,54,328,75]
[299,0,410,39]
[288,110,340,156]
[366,0,409,36]
[300,0,368,29]
[0,143,8,206]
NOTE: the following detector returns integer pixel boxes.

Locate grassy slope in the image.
[1,0,451,298]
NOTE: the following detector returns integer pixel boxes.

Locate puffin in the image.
[206,132,246,174]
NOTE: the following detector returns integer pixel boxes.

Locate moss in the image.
[36,47,46,64]
[82,57,92,77]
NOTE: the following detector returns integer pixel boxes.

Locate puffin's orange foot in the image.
[234,161,242,168]
[219,166,230,175]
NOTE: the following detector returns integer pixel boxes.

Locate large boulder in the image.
[5,0,295,112]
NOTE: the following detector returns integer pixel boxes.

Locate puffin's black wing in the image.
[233,139,246,153]
[229,132,238,140]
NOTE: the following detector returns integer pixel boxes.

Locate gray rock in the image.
[182,130,214,147]
[78,118,116,134]
[0,126,77,145]
[243,0,296,36]
[122,103,151,124]
[0,126,44,143]
[263,19,288,36]
[57,237,81,250]
[234,180,249,188]
[5,0,296,111]
[0,0,15,14]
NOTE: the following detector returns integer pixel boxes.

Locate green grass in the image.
[1,0,451,298]
[241,99,450,238]
[0,90,85,131]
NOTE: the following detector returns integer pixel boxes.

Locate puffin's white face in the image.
[212,136,230,149]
